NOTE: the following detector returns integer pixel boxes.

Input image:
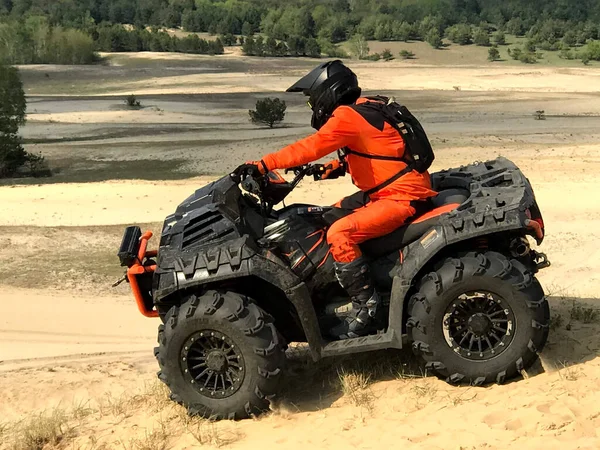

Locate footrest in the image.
[321,332,394,357]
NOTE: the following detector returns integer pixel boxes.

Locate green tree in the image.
[524,39,536,53]
[241,21,253,36]
[254,35,265,57]
[395,21,412,42]
[305,38,321,58]
[242,35,255,55]
[488,46,500,61]
[419,15,444,37]
[426,29,443,48]
[447,24,472,45]
[493,30,506,45]
[286,36,305,56]
[586,41,600,60]
[562,30,577,47]
[349,34,369,59]
[0,64,48,178]
[265,36,278,55]
[509,47,522,60]
[473,27,490,46]
[505,17,525,36]
[220,33,237,46]
[0,64,26,136]
[249,97,286,128]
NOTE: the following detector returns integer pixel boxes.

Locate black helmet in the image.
[287,60,361,130]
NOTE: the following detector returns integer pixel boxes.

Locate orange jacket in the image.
[261,98,437,202]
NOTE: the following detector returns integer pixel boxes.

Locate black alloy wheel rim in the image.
[443,291,515,361]
[181,330,245,398]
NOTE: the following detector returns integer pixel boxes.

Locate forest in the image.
[1,0,600,63]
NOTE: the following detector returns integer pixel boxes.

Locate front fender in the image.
[153,236,323,360]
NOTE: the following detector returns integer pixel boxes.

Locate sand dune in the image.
[2,58,600,449]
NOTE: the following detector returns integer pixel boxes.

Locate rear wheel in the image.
[408,251,549,385]
[155,290,284,419]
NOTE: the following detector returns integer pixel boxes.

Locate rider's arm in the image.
[261,107,356,171]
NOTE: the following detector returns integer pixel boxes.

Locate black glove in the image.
[232,160,268,179]
[313,160,346,181]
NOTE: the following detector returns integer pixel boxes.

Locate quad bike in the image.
[117,156,550,419]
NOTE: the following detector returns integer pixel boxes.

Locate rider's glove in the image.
[314,159,346,181]
[233,160,268,179]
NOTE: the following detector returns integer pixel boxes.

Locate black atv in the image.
[118,156,550,420]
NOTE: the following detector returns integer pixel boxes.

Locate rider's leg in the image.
[327,199,416,339]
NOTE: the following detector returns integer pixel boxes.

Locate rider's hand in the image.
[314,159,346,180]
[233,160,268,179]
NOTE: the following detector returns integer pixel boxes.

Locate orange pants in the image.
[327,193,417,263]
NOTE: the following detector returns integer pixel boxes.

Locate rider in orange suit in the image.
[235,60,436,339]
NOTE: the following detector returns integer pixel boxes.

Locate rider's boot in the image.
[329,257,382,340]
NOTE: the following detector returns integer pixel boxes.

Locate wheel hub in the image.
[468,313,493,336]
[206,351,228,372]
[443,291,515,361]
[180,330,245,399]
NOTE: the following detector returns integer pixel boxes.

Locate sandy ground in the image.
[2,55,600,449]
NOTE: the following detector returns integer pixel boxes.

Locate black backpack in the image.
[344,96,435,195]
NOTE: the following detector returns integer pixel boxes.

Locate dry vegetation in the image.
[0,381,245,450]
[4,408,74,450]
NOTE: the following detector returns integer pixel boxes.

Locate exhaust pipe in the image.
[510,237,530,258]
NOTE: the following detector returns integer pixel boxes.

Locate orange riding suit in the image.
[261,98,437,263]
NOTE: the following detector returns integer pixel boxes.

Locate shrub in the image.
[488,46,500,61]
[425,29,443,49]
[220,33,237,46]
[473,27,491,46]
[586,41,600,60]
[399,49,416,59]
[363,53,382,61]
[249,98,286,128]
[559,48,576,60]
[493,31,506,45]
[349,34,369,59]
[318,39,349,58]
[381,48,394,61]
[446,24,472,45]
[519,52,538,64]
[125,94,141,108]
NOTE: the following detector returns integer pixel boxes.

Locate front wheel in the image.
[408,251,549,385]
[155,291,284,419]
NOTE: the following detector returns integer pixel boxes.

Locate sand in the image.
[2,55,600,449]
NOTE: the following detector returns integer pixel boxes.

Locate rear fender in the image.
[389,197,540,341]
[388,225,448,345]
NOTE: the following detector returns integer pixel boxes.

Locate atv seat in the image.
[323,188,469,258]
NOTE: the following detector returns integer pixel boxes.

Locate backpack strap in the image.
[364,164,415,196]
[344,148,405,162]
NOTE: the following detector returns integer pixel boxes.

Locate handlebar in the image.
[231,164,317,211]
[285,164,318,187]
